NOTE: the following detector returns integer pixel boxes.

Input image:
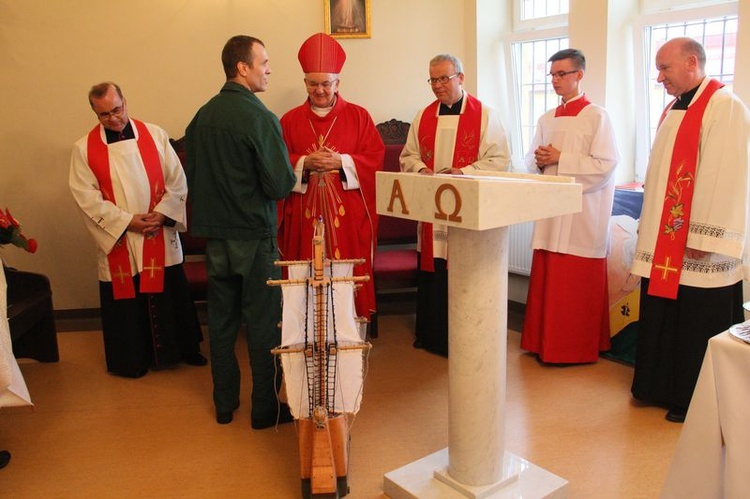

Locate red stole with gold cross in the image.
[86,120,166,299]
[416,94,482,271]
[648,78,723,299]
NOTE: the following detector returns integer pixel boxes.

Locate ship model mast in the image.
[269,218,371,498]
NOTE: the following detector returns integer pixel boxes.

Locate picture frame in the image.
[324,0,371,39]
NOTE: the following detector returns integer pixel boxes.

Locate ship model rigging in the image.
[268,218,371,498]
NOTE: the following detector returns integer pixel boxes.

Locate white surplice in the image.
[399,92,510,260]
[631,79,750,288]
[69,121,188,281]
[525,99,619,258]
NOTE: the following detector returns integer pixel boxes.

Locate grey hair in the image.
[679,37,707,71]
[430,54,464,74]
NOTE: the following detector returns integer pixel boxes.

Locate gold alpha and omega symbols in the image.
[386,178,463,223]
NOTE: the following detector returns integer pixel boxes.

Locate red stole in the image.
[648,78,723,299]
[554,94,591,117]
[416,94,482,271]
[86,120,166,299]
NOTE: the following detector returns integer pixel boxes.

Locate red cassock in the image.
[278,95,385,321]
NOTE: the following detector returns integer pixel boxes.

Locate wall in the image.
[2,0,748,310]
[0,0,466,309]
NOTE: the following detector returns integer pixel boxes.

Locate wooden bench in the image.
[170,137,208,303]
[5,265,59,362]
[372,120,418,306]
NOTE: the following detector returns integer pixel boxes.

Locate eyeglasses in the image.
[96,105,124,120]
[548,69,580,80]
[427,73,460,85]
[305,79,338,89]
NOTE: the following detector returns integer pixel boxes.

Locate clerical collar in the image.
[439,94,464,115]
[311,95,337,117]
[672,82,702,111]
[104,121,134,144]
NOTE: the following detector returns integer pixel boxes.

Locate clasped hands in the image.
[534,143,561,170]
[128,212,166,237]
[419,167,464,175]
[304,147,342,172]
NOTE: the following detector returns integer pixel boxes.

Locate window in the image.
[644,15,737,144]
[507,0,569,168]
[511,37,570,158]
[520,0,569,20]
[634,1,738,180]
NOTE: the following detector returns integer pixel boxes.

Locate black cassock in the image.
[99,263,202,377]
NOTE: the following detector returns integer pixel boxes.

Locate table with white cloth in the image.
[0,260,33,408]
[661,329,750,499]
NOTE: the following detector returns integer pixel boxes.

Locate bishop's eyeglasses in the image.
[548,69,580,80]
[427,73,460,85]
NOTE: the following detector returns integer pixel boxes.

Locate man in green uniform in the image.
[186,35,296,428]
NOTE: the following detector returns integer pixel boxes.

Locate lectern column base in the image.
[384,448,568,499]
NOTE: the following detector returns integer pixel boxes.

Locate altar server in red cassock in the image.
[631,38,749,423]
[69,82,205,378]
[400,54,510,356]
[278,33,384,334]
[520,49,620,364]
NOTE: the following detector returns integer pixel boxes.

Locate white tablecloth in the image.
[0,260,33,408]
[661,330,750,499]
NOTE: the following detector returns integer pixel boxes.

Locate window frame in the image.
[514,0,568,31]
[632,1,739,181]
[506,1,569,169]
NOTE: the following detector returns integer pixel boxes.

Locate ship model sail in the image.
[269,218,371,498]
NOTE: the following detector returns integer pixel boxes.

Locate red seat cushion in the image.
[182,261,208,301]
[373,249,418,284]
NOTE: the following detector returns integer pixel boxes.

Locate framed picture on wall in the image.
[324,0,371,39]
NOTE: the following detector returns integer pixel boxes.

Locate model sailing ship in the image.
[269,218,371,498]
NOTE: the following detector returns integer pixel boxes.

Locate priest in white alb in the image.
[69,82,206,378]
[399,53,510,356]
[630,38,750,424]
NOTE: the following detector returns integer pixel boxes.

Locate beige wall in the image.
[1,0,748,310]
[0,0,467,309]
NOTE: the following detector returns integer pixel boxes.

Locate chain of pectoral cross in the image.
[307,117,338,152]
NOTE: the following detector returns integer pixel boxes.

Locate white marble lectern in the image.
[376,171,582,499]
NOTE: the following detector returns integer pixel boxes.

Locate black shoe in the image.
[183,352,208,367]
[665,407,687,423]
[111,368,147,379]
[0,450,10,469]
[251,403,295,430]
[216,402,240,425]
[216,411,234,424]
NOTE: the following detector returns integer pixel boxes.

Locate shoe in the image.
[665,407,687,423]
[111,368,147,379]
[251,403,295,430]
[216,402,240,425]
[216,411,234,424]
[183,352,208,367]
[0,450,10,469]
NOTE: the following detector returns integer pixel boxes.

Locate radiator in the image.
[508,222,534,276]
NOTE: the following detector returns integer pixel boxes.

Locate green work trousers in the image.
[205,238,282,420]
